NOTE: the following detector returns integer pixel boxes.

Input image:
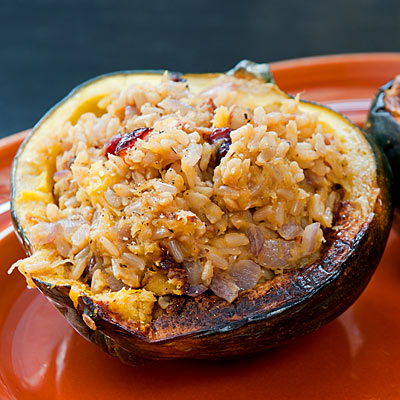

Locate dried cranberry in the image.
[208,127,231,144]
[105,133,123,156]
[159,244,180,270]
[216,139,232,164]
[208,128,232,166]
[169,72,187,83]
[105,128,152,156]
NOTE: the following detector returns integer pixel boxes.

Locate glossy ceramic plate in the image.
[1,53,400,400]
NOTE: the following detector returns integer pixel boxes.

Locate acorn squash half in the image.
[366,77,400,223]
[11,61,392,364]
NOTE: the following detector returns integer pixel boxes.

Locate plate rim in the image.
[1,52,400,399]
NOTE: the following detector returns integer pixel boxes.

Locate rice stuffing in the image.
[13,72,357,324]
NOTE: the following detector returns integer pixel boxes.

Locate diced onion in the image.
[210,274,239,303]
[246,226,265,256]
[229,260,262,290]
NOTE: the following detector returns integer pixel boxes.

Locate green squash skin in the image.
[11,62,393,364]
[365,80,400,207]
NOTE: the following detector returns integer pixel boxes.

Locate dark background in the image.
[1,0,400,137]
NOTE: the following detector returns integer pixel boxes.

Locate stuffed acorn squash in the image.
[366,76,400,223]
[10,60,392,364]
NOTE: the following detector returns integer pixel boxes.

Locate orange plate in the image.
[1,53,400,400]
